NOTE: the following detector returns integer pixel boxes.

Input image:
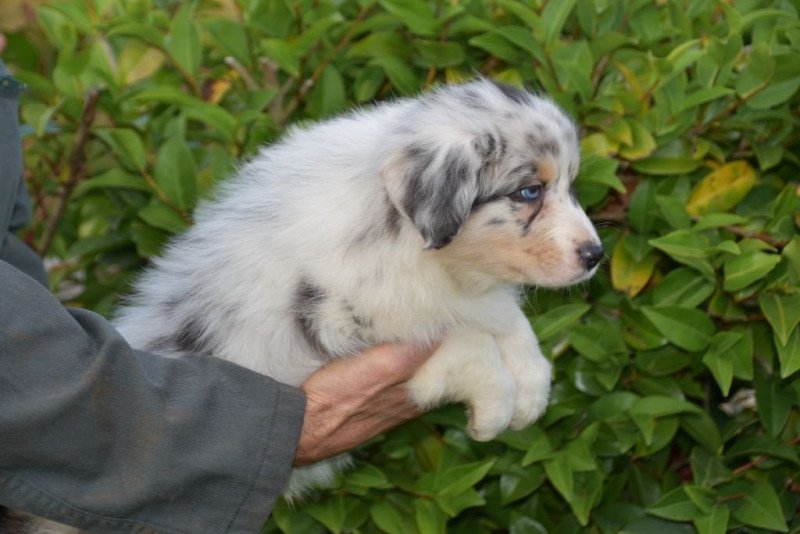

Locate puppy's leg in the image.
[407,329,516,441]
[495,307,552,430]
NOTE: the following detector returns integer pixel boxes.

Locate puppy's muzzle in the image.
[578,242,604,270]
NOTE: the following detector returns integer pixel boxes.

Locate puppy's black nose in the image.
[578,242,604,270]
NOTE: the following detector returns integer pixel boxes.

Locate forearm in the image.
[0,262,305,533]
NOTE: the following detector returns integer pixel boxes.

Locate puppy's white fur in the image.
[111,78,602,495]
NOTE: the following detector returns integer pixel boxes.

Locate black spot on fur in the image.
[473,133,497,160]
[403,145,475,249]
[569,184,581,206]
[385,201,402,237]
[342,301,373,330]
[521,200,544,236]
[402,143,437,221]
[174,320,208,353]
[461,88,490,110]
[527,134,560,158]
[487,217,506,226]
[492,81,530,105]
[148,318,211,355]
[294,277,328,355]
[350,196,403,248]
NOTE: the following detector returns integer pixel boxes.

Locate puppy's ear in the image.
[383,139,486,249]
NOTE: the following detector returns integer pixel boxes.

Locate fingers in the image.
[356,341,441,385]
[295,342,437,466]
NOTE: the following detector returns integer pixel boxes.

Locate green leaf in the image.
[132,87,237,139]
[629,396,701,419]
[632,157,701,175]
[759,292,800,346]
[414,40,465,67]
[569,321,626,362]
[67,232,131,258]
[469,33,523,62]
[436,459,495,496]
[74,168,150,196]
[678,86,735,112]
[640,306,715,352]
[544,453,573,502]
[369,54,419,95]
[138,200,188,233]
[93,128,147,171]
[304,495,350,533]
[416,459,495,497]
[262,38,300,76]
[570,470,604,526]
[531,303,591,341]
[578,155,625,193]
[414,499,446,534]
[520,427,555,466]
[681,412,722,453]
[307,66,346,118]
[205,18,251,67]
[650,267,715,307]
[370,500,416,534]
[648,487,702,521]
[690,448,732,488]
[167,3,201,77]
[378,0,438,36]
[628,180,658,233]
[775,327,800,378]
[649,230,714,279]
[344,463,391,490]
[499,468,546,506]
[732,480,788,532]
[541,0,577,44]
[693,505,730,534]
[726,435,800,465]
[755,374,793,437]
[154,134,197,210]
[702,331,743,396]
[723,252,781,291]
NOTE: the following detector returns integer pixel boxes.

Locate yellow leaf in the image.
[581,133,619,157]
[618,120,656,161]
[612,238,656,297]
[203,76,234,104]
[686,160,757,216]
[118,43,166,86]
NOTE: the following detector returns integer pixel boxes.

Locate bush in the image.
[5,0,800,531]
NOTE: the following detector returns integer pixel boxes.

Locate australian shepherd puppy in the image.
[112,78,603,494]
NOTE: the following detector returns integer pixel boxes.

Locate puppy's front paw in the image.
[406,330,520,441]
[466,367,516,441]
[509,352,552,430]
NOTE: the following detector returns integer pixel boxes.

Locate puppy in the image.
[113,78,603,494]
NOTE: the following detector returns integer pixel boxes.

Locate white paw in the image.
[466,367,517,441]
[509,353,552,430]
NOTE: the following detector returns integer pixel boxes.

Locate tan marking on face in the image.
[440,194,599,288]
[537,157,558,186]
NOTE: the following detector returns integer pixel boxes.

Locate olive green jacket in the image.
[0,59,304,533]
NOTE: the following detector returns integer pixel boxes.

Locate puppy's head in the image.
[382,78,602,288]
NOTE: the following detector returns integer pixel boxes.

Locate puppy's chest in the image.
[301,291,449,356]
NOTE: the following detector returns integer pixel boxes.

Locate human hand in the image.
[294,343,438,466]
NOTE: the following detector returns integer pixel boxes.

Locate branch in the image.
[37,88,101,256]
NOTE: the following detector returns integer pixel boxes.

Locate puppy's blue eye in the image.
[512,184,543,202]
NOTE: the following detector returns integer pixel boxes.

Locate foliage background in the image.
[4,0,800,531]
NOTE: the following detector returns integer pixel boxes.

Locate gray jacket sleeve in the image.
[0,60,305,533]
